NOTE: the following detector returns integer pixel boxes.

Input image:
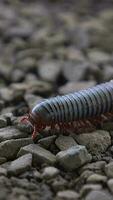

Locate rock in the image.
[52,176,68,192]
[87,173,107,184]
[107,179,113,193]
[59,81,96,95]
[24,94,43,110]
[85,190,113,200]
[56,145,92,171]
[0,138,33,160]
[0,167,7,176]
[74,130,111,156]
[0,157,7,164]
[55,135,77,151]
[0,127,28,142]
[103,65,113,81]
[80,184,102,197]
[80,161,106,173]
[7,153,32,176]
[62,61,89,81]
[17,144,56,166]
[10,69,25,83]
[42,166,59,180]
[38,60,61,82]
[38,135,57,149]
[88,50,111,65]
[104,162,113,178]
[56,190,79,200]
[0,116,7,128]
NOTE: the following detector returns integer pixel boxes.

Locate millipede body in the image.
[22,81,113,140]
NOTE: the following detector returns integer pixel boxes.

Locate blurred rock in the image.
[55,135,77,151]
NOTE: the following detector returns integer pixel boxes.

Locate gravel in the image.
[56,145,92,171]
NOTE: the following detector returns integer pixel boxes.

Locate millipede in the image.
[21,81,113,140]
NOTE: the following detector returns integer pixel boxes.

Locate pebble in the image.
[38,135,57,149]
[74,130,111,156]
[80,161,106,173]
[52,176,68,192]
[85,190,113,200]
[80,184,102,197]
[38,60,62,82]
[104,162,113,178]
[56,145,92,171]
[0,116,7,128]
[0,167,7,176]
[88,50,111,65]
[7,153,32,176]
[59,81,96,95]
[17,144,56,166]
[0,157,7,164]
[107,179,113,193]
[0,138,33,160]
[56,190,79,200]
[87,173,107,184]
[55,135,77,151]
[42,166,59,180]
[0,127,28,142]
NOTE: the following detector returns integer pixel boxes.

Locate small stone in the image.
[52,176,68,192]
[0,167,7,176]
[0,138,33,160]
[80,161,106,173]
[56,145,92,171]
[0,116,7,128]
[80,184,102,197]
[38,60,61,82]
[59,81,96,95]
[105,162,113,178]
[74,130,111,156]
[24,94,43,110]
[88,50,111,65]
[56,190,79,200]
[0,157,7,164]
[55,135,77,151]
[87,173,107,184]
[107,179,113,193]
[85,190,113,200]
[42,166,59,180]
[17,144,56,166]
[38,135,57,149]
[7,154,32,176]
[0,127,28,142]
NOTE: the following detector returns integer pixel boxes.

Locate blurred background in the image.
[0,0,113,113]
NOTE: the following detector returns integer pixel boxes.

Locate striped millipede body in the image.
[22,81,113,140]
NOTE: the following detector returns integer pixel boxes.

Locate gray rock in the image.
[7,153,32,176]
[0,157,7,164]
[0,138,33,159]
[38,135,57,149]
[85,190,113,200]
[24,94,43,110]
[56,190,79,200]
[56,145,92,171]
[42,166,59,180]
[80,161,106,173]
[59,81,96,95]
[55,135,77,151]
[17,144,56,166]
[62,61,89,82]
[88,50,111,65]
[0,167,7,176]
[74,130,111,156]
[0,127,28,142]
[0,116,7,128]
[105,162,113,178]
[38,60,61,82]
[80,184,102,197]
[52,176,67,192]
[87,173,107,184]
[107,179,113,193]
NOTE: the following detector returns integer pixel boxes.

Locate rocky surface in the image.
[0,0,112,200]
